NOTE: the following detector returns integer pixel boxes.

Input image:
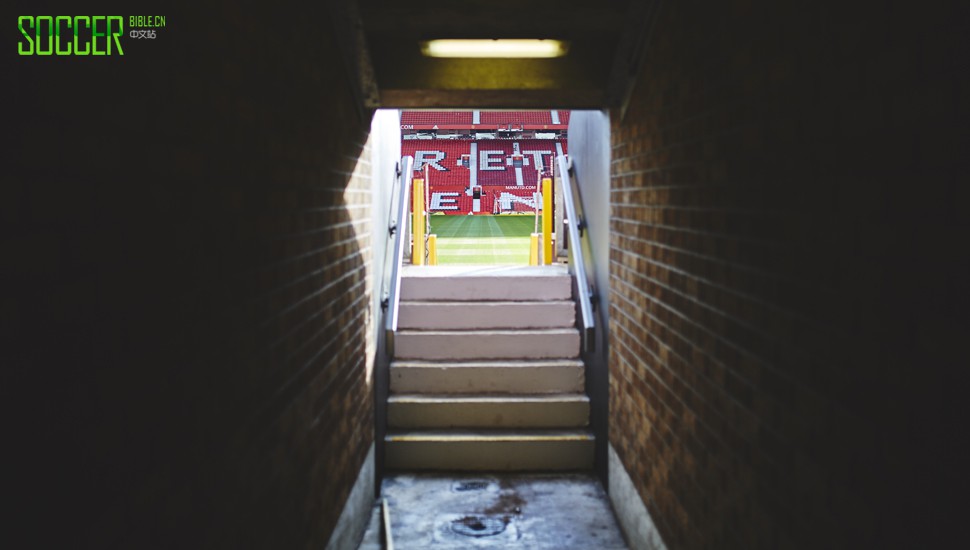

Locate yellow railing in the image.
[410,177,437,265]
[411,178,426,265]
[542,177,553,265]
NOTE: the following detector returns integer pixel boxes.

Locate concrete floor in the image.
[358,473,628,549]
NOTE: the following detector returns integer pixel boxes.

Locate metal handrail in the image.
[557,155,596,352]
[383,155,414,356]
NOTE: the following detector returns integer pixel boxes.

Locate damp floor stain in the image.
[358,473,628,549]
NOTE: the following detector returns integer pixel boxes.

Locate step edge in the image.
[399,300,575,306]
[388,394,589,403]
[385,432,595,442]
[396,328,580,336]
[391,359,585,367]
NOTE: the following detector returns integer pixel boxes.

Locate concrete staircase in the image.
[385,265,593,471]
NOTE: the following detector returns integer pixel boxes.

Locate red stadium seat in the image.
[479,111,554,125]
[402,113,567,215]
[403,140,472,186]
[477,140,562,186]
[402,110,568,128]
[403,139,566,190]
[426,183,548,215]
[401,111,473,126]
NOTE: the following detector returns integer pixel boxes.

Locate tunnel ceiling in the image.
[336,0,657,110]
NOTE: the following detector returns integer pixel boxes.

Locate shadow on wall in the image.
[606,2,969,549]
[8,5,378,549]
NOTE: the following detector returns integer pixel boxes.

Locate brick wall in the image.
[609,2,966,548]
[8,5,377,548]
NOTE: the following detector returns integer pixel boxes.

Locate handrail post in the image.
[542,177,553,265]
[427,234,438,265]
[412,178,426,265]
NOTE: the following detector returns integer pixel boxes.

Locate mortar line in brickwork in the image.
[610,352,754,507]
[609,246,844,343]
[291,187,373,196]
[340,151,372,162]
[611,293,721,412]
[253,219,368,246]
[269,179,371,191]
[257,222,371,249]
[610,223,785,258]
[270,319,369,391]
[610,275,768,401]
[611,204,788,221]
[609,353,718,511]
[251,229,366,271]
[301,204,372,212]
[329,169,372,179]
[611,257,782,344]
[256,258,365,326]
[263,277,367,353]
[247,245,372,307]
[610,211,792,242]
[288,284,368,363]
[612,315,762,462]
[608,228,833,301]
[310,358,370,430]
[249,307,368,428]
[610,270,773,385]
[610,277,819,466]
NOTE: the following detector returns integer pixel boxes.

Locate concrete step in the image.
[388,394,589,429]
[400,265,571,302]
[384,430,594,471]
[398,300,575,330]
[390,359,585,394]
[355,503,383,550]
[394,329,580,360]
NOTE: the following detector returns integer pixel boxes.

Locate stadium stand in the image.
[477,141,518,186]
[401,111,473,126]
[479,111,553,125]
[497,191,541,213]
[403,140,470,186]
[403,140,564,187]
[427,185,543,215]
[402,111,567,129]
[402,111,567,214]
[479,139,562,186]
[426,185,469,212]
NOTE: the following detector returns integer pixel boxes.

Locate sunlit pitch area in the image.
[430,215,541,265]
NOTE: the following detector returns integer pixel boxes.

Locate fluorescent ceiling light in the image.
[420,39,569,58]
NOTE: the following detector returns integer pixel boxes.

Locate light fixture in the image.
[419,39,569,58]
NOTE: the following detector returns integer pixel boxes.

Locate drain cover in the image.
[452,480,490,492]
[451,515,507,538]
[434,513,519,543]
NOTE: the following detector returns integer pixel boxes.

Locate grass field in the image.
[430,214,541,265]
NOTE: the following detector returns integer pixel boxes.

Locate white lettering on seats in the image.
[430,192,460,210]
[480,150,505,171]
[522,150,549,170]
[415,151,448,171]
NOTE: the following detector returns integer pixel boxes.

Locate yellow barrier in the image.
[529,233,540,265]
[428,234,438,265]
[412,178,425,265]
[542,177,553,265]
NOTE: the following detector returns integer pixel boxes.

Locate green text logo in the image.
[18,16,124,55]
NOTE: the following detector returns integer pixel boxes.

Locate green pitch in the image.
[430,214,541,265]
